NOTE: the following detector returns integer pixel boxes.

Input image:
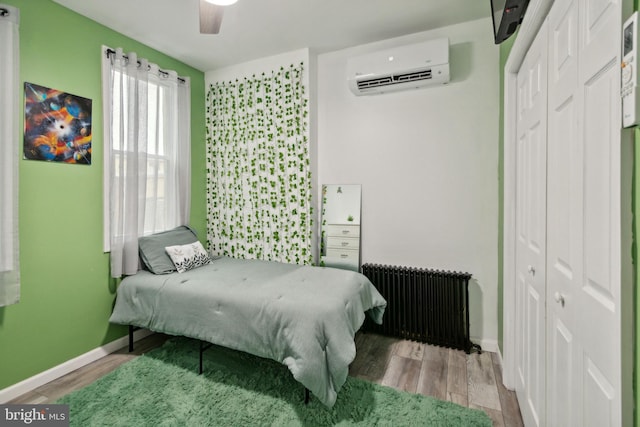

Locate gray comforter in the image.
[109,256,386,407]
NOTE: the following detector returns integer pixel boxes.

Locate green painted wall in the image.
[633,6,640,426]
[634,129,639,427]
[0,0,206,390]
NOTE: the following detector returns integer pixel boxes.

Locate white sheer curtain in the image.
[0,4,20,307]
[102,46,191,277]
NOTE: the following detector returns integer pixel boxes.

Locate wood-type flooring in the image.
[10,332,523,426]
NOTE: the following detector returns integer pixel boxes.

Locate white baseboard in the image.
[0,329,152,404]
[473,337,499,354]
[485,345,516,392]
[494,345,504,367]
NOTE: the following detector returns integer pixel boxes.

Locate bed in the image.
[109,226,387,408]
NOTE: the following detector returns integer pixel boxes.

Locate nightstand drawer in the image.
[325,248,359,261]
[326,236,359,250]
[326,224,360,238]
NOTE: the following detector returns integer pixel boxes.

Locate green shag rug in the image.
[57,337,492,426]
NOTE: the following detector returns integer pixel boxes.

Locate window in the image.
[0,5,20,306]
[111,74,175,235]
[102,47,190,277]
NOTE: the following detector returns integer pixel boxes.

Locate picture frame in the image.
[23,82,92,165]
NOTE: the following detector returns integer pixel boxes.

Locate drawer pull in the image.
[340,254,348,258]
[341,242,349,247]
[341,230,350,235]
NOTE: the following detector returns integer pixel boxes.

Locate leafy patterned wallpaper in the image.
[205,64,312,265]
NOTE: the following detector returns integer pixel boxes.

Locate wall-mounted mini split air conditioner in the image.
[347,38,450,96]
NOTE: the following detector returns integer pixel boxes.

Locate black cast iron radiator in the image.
[361,263,480,354]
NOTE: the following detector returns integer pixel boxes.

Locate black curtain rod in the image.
[0,8,10,17]
[105,48,186,84]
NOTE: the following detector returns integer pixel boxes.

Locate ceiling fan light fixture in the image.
[204,0,238,5]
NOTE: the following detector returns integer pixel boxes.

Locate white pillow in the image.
[164,241,211,273]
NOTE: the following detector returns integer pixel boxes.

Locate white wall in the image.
[204,48,310,84]
[316,18,500,348]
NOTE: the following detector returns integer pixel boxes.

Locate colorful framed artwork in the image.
[23,82,92,165]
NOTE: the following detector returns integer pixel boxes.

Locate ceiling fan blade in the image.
[199,0,224,34]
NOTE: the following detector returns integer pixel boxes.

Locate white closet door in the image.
[575,0,622,424]
[514,20,548,427]
[544,0,621,424]
[546,0,582,424]
[510,0,623,424]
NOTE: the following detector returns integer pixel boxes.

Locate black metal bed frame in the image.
[128,326,310,404]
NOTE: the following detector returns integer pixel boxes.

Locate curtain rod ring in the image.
[105,48,187,84]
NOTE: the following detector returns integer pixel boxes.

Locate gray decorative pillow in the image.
[165,241,211,273]
[138,225,198,274]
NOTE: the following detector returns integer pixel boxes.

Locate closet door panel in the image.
[584,358,616,427]
[583,69,616,304]
[579,0,621,423]
[514,20,548,427]
[546,0,582,425]
[516,271,527,387]
[580,60,620,426]
[548,317,574,426]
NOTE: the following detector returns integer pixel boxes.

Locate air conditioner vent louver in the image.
[394,69,432,82]
[347,38,449,95]
[356,69,433,90]
[356,76,392,89]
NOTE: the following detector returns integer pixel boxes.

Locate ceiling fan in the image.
[199,0,238,34]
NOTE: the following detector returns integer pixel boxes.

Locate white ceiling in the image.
[52,0,490,72]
